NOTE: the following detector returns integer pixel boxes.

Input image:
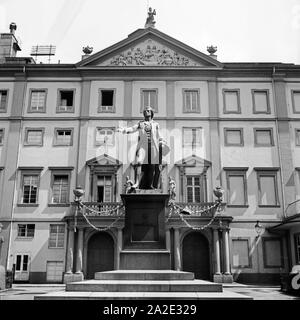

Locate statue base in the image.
[121,192,169,250]
[120,192,171,269]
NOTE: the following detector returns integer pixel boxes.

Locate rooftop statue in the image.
[145,7,156,28]
[117,106,169,190]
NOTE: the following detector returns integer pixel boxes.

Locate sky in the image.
[0,0,300,64]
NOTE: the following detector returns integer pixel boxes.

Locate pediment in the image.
[175,155,211,167]
[86,154,122,167]
[77,28,223,68]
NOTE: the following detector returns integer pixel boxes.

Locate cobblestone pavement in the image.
[0,284,299,300]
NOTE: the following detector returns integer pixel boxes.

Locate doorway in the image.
[86,232,114,279]
[182,232,210,280]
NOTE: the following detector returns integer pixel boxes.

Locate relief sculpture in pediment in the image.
[109,40,201,67]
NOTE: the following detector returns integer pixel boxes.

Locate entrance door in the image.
[182,232,210,280]
[86,232,114,279]
[14,254,30,281]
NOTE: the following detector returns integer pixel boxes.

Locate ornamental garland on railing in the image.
[73,199,222,232]
[74,201,125,232]
[80,202,124,216]
[167,201,222,230]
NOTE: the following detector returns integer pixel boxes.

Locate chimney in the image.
[207,45,218,60]
[9,22,17,35]
[82,46,93,60]
[0,22,21,59]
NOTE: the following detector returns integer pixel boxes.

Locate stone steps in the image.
[35,290,252,300]
[66,279,223,292]
[34,270,252,300]
[94,270,194,281]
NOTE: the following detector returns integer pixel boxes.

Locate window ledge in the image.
[227,205,249,208]
[48,246,65,249]
[16,237,34,241]
[48,203,71,207]
[56,110,75,114]
[258,205,281,208]
[17,203,39,207]
[53,144,72,147]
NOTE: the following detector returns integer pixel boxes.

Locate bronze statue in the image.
[118,106,169,190]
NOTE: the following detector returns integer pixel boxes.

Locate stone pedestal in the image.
[120,192,171,269]
[63,272,84,284]
[121,192,169,250]
[213,274,223,283]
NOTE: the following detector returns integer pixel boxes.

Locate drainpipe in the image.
[6,68,26,270]
[271,66,286,218]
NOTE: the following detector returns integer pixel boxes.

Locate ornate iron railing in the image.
[172,202,225,217]
[73,201,225,217]
[78,202,125,217]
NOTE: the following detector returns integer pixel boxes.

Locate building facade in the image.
[0,22,299,284]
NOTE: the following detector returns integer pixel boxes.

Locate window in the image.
[57,90,75,112]
[223,89,240,114]
[51,175,69,204]
[186,176,201,203]
[54,129,73,146]
[15,254,29,272]
[254,128,274,146]
[232,239,251,268]
[17,224,35,238]
[29,89,47,112]
[296,129,300,146]
[95,127,115,146]
[97,176,112,202]
[140,89,158,112]
[46,261,64,282]
[98,89,115,113]
[0,129,4,145]
[263,238,283,268]
[252,90,270,114]
[295,233,300,264]
[183,89,200,113]
[21,174,39,204]
[225,169,248,206]
[224,128,244,146]
[292,90,300,113]
[49,225,65,248]
[256,169,279,206]
[0,90,8,112]
[24,128,44,146]
[183,128,201,149]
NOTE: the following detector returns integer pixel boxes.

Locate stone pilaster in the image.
[221,228,233,283]
[174,227,181,271]
[75,228,84,275]
[213,228,222,283]
[116,228,123,270]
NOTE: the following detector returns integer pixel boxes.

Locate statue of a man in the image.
[118,106,169,190]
